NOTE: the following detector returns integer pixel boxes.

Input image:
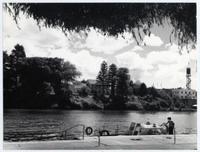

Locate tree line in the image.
[3,44,80,109]
[94,61,160,110]
[4,44,185,111]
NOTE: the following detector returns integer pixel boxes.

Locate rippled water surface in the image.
[4,109,197,141]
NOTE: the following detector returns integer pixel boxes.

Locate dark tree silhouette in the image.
[115,68,130,108]
[139,83,148,97]
[3,45,81,109]
[148,86,158,98]
[96,61,108,97]
[4,3,196,48]
[108,64,118,98]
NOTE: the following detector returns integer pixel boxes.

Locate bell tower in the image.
[186,66,191,89]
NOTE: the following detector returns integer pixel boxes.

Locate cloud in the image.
[116,51,153,71]
[3,10,104,80]
[48,49,105,79]
[142,33,163,46]
[3,9,197,89]
[147,51,179,65]
[83,28,134,54]
[132,45,143,51]
[116,43,197,89]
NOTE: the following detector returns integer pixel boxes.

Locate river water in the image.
[4,109,197,141]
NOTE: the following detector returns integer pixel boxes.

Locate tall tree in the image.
[115,67,130,108]
[96,61,108,96]
[139,83,147,97]
[108,64,117,98]
[128,80,134,96]
[3,51,13,108]
[10,44,26,84]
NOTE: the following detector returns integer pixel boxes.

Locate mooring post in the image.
[82,125,85,140]
[174,127,176,144]
[116,125,119,135]
[65,130,67,140]
[98,129,101,146]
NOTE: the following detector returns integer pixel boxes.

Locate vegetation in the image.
[3,44,80,109]
[3,45,196,111]
[96,61,108,102]
[94,61,196,111]
[4,3,196,49]
[108,64,117,99]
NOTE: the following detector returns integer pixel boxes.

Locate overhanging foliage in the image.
[4,3,196,48]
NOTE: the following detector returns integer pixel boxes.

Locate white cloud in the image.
[3,10,104,80]
[147,51,179,65]
[132,45,143,51]
[142,33,163,46]
[116,51,153,71]
[47,49,105,79]
[84,28,134,54]
[116,43,197,89]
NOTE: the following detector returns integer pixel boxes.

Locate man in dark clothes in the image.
[166,117,175,134]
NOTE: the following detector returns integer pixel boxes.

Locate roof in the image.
[87,79,97,84]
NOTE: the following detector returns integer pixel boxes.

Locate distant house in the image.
[86,79,110,96]
[86,79,97,92]
[172,88,197,100]
[70,81,87,95]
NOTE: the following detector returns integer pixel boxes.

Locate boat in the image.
[129,121,168,135]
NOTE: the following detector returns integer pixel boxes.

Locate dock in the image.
[4,134,197,150]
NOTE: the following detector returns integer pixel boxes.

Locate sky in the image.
[2,9,197,90]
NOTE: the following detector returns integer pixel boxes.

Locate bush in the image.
[143,102,160,111]
[78,86,91,97]
[126,102,140,110]
[160,100,169,108]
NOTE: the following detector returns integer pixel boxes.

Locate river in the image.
[4,109,197,141]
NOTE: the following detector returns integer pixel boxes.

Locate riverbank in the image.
[4,134,197,150]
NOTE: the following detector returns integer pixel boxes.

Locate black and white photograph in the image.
[2,2,198,150]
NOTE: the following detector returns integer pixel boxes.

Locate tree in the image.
[129,80,134,87]
[128,80,134,96]
[78,86,91,97]
[139,83,147,97]
[10,44,26,74]
[61,61,81,82]
[5,3,196,48]
[3,51,12,89]
[10,44,26,84]
[3,51,14,108]
[11,44,26,59]
[3,45,81,109]
[115,68,130,108]
[96,61,108,97]
[108,64,117,98]
[148,86,158,98]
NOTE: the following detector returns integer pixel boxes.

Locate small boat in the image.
[129,121,168,135]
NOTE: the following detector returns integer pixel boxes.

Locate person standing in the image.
[166,117,175,134]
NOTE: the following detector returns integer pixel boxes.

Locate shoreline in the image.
[4,134,197,150]
[4,108,197,112]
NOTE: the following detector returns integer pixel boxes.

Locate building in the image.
[69,81,88,96]
[171,64,197,100]
[172,88,197,100]
[86,79,110,96]
[86,79,97,92]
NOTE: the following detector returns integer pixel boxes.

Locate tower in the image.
[186,66,191,89]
